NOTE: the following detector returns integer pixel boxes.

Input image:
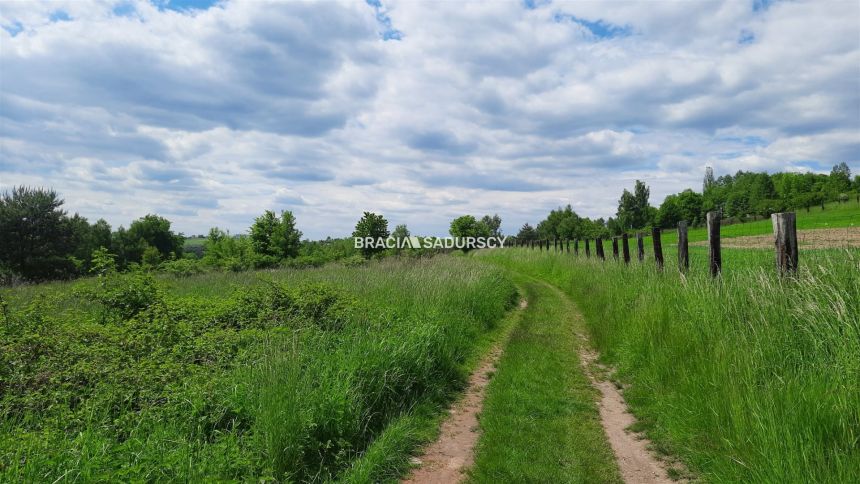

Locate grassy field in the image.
[477,243,860,482]
[660,198,860,245]
[0,257,517,482]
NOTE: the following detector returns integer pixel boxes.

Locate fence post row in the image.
[707,211,721,278]
[772,212,798,275]
[678,221,689,273]
[636,233,644,262]
[596,237,605,260]
[622,233,631,264]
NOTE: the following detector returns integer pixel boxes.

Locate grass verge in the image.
[477,247,860,482]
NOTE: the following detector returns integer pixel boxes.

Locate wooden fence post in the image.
[636,232,645,262]
[678,221,689,273]
[574,239,579,256]
[707,211,721,277]
[566,239,570,253]
[585,238,591,258]
[651,227,663,271]
[772,212,798,275]
[596,237,605,260]
[612,237,619,261]
[622,233,631,264]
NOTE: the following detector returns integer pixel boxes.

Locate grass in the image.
[0,256,518,482]
[478,245,860,482]
[660,198,860,245]
[468,273,621,483]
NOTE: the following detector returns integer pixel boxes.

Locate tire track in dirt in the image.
[539,279,686,484]
[402,299,527,484]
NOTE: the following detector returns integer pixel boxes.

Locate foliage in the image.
[449,215,490,251]
[615,180,653,231]
[0,187,75,281]
[535,205,608,240]
[391,224,410,240]
[249,210,302,263]
[516,223,537,241]
[352,212,390,259]
[481,214,502,237]
[0,257,516,482]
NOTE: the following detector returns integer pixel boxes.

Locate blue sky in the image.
[1,0,858,238]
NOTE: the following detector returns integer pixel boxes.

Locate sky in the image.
[1,0,858,239]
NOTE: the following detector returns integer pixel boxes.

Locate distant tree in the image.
[250,210,302,261]
[516,223,537,241]
[703,166,716,193]
[449,215,490,252]
[352,212,390,258]
[0,186,76,280]
[125,214,184,263]
[829,162,852,196]
[391,224,410,240]
[616,180,652,230]
[480,214,502,237]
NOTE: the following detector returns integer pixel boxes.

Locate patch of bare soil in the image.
[578,344,687,484]
[692,227,860,249]
[402,299,526,484]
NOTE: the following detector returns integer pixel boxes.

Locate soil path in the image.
[541,280,682,484]
[578,348,676,484]
[402,299,526,484]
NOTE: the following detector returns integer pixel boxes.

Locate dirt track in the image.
[403,299,526,484]
[692,227,860,249]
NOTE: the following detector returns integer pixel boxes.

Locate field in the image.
[2,207,859,482]
[0,257,517,481]
[660,198,860,245]
[476,240,860,482]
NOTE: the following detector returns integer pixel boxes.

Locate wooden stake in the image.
[637,232,645,262]
[707,211,721,277]
[678,221,689,273]
[772,212,798,275]
[596,237,605,260]
[622,234,630,264]
[651,227,663,271]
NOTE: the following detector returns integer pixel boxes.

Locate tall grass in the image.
[478,247,860,482]
[0,256,517,481]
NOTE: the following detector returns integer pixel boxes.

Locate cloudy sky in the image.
[1,0,858,238]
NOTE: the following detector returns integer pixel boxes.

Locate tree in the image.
[516,223,537,241]
[703,166,715,193]
[0,186,76,280]
[829,162,852,196]
[392,224,410,239]
[126,214,184,262]
[616,180,652,230]
[250,210,302,261]
[352,212,390,258]
[449,215,490,251]
[480,214,502,237]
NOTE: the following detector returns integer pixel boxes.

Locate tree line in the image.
[518,163,858,241]
[0,187,431,283]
